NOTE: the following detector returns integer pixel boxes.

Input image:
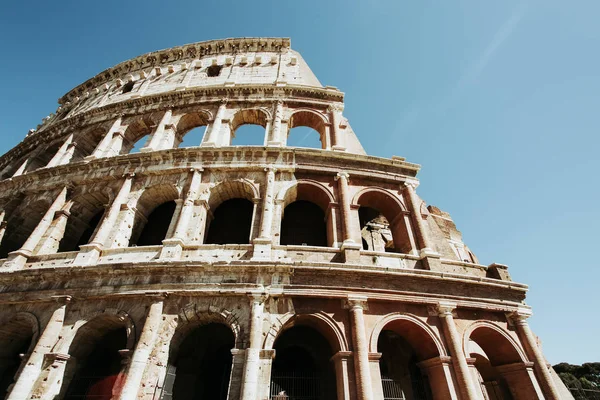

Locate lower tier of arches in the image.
[0,294,572,400]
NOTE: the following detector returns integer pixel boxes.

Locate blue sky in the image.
[1,0,598,364]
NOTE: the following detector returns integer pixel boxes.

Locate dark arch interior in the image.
[359,206,396,253]
[205,198,253,245]
[0,204,47,259]
[471,353,514,400]
[24,141,62,172]
[65,328,127,400]
[271,325,337,400]
[166,323,234,400]
[378,330,432,400]
[0,322,34,399]
[133,201,177,246]
[58,209,104,253]
[280,200,327,247]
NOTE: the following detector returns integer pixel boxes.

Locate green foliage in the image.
[554,362,600,390]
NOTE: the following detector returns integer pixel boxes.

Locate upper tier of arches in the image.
[0,101,366,181]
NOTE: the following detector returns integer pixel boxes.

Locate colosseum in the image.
[0,38,572,400]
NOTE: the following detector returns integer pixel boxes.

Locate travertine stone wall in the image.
[0,38,572,400]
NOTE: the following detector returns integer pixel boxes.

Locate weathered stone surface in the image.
[0,38,571,400]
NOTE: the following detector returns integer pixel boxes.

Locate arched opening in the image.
[468,326,535,400]
[205,199,253,244]
[270,325,337,400]
[24,141,63,173]
[71,126,108,162]
[374,317,449,400]
[176,112,210,148]
[287,126,323,149]
[359,206,395,253]
[64,323,128,400]
[121,115,158,154]
[355,190,415,254]
[122,80,135,94]
[162,323,235,400]
[231,109,268,146]
[128,185,179,247]
[378,330,432,400]
[0,315,36,399]
[129,201,176,246]
[279,181,336,247]
[58,192,109,253]
[0,200,48,259]
[133,201,177,246]
[281,201,327,246]
[288,111,327,149]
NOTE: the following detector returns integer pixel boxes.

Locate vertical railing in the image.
[270,371,321,400]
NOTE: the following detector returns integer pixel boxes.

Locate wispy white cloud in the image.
[439,3,529,114]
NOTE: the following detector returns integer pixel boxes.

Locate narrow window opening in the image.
[207,65,223,77]
[205,198,253,244]
[133,201,176,246]
[58,209,104,253]
[122,80,135,93]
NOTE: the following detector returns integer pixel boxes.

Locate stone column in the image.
[89,117,123,159]
[7,296,71,400]
[329,104,346,151]
[203,100,227,147]
[34,206,72,255]
[46,134,74,168]
[240,292,267,400]
[336,172,362,262]
[74,174,134,265]
[268,101,284,146]
[119,294,165,400]
[331,351,353,400]
[509,308,561,400]
[141,109,173,152]
[253,168,275,260]
[436,302,478,400]
[0,210,7,246]
[346,295,373,400]
[6,187,69,268]
[403,181,435,256]
[161,169,203,259]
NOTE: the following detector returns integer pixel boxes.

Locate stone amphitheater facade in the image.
[0,38,572,400]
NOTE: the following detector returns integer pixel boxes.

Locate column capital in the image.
[436,301,458,317]
[343,294,368,310]
[335,171,350,180]
[403,179,419,190]
[507,307,532,325]
[247,291,268,303]
[122,172,135,179]
[264,166,277,173]
[328,103,344,113]
[51,295,72,305]
[144,291,169,301]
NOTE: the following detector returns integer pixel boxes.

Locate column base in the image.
[159,238,184,260]
[266,141,283,147]
[201,142,217,147]
[73,243,103,266]
[332,145,347,151]
[4,249,31,269]
[419,248,441,270]
[139,146,154,153]
[341,240,362,263]
[251,237,272,261]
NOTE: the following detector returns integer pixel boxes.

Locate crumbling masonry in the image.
[0,38,574,400]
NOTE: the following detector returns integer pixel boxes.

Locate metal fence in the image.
[270,372,322,400]
[381,376,406,400]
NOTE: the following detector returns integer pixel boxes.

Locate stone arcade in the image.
[0,38,573,400]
